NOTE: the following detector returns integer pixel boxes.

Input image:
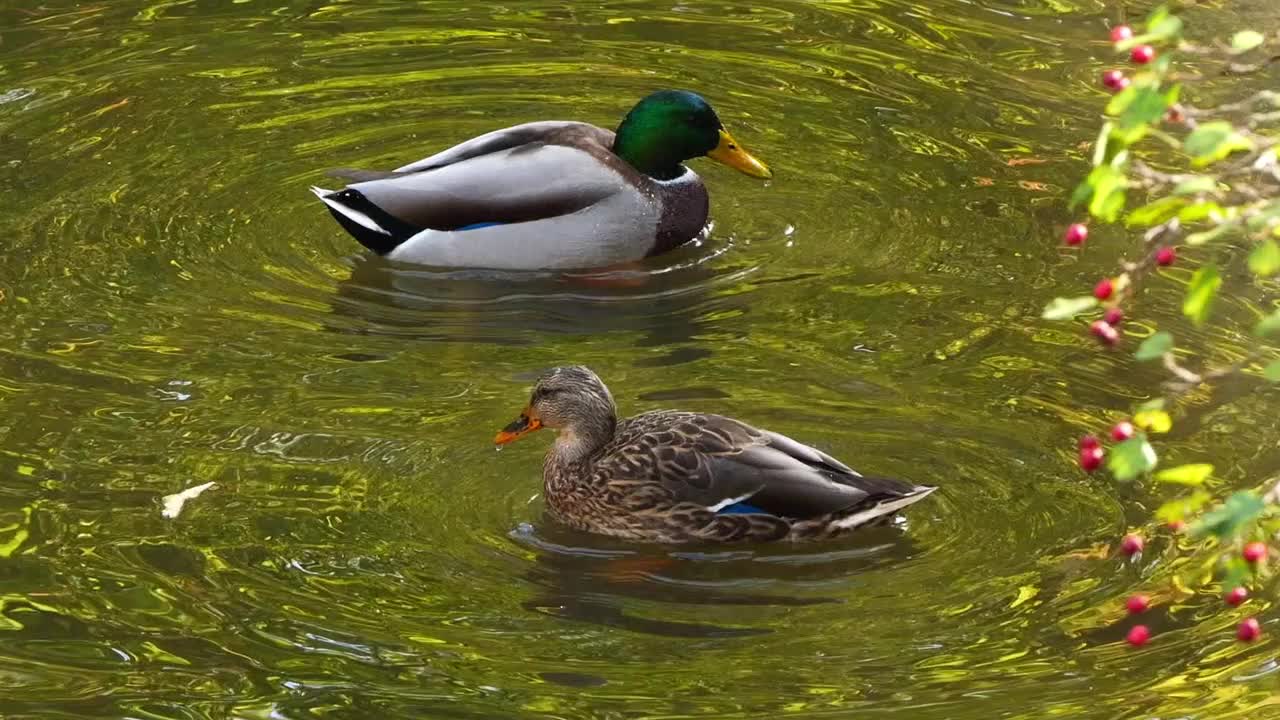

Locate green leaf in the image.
[1222,557,1252,595]
[1069,178,1094,210]
[1191,491,1265,540]
[1185,223,1234,246]
[1106,86,1139,118]
[1108,435,1158,481]
[1091,121,1113,167]
[1115,10,1181,51]
[1144,5,1169,30]
[1264,359,1280,382]
[1184,121,1255,167]
[1069,177,1094,209]
[1042,296,1098,320]
[1126,197,1185,227]
[1172,176,1219,196]
[1135,331,1174,361]
[1256,309,1280,338]
[1155,490,1212,523]
[1178,201,1223,224]
[1111,125,1146,147]
[1231,30,1265,52]
[1182,265,1221,326]
[1250,239,1280,276]
[1088,164,1128,222]
[1155,463,1214,486]
[1111,85,1173,138]
[1146,12,1183,42]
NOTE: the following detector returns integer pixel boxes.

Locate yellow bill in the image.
[706,129,772,179]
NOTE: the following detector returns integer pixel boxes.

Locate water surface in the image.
[2,1,1278,717]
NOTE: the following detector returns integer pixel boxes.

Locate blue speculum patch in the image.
[717,502,767,515]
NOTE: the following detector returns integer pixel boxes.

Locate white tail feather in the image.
[833,486,937,530]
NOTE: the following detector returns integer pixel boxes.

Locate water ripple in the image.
[2,0,1280,718]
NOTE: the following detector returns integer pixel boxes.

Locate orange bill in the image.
[706,129,772,179]
[495,409,543,445]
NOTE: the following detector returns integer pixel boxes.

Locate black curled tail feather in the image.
[311,187,421,256]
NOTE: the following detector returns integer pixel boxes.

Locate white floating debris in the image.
[0,88,35,105]
[161,481,217,519]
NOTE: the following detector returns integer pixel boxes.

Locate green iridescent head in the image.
[612,90,772,181]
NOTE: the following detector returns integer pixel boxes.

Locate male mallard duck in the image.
[495,366,936,544]
[311,90,772,271]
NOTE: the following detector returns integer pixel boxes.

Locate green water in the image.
[2,0,1278,717]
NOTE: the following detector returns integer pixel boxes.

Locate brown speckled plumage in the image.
[496,366,936,544]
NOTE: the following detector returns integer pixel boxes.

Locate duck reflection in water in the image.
[326,242,757,350]
[510,521,927,638]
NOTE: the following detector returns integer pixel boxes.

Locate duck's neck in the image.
[547,413,617,468]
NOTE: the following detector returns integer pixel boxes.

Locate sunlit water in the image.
[1,0,1278,717]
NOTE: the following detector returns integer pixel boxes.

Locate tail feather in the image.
[832,485,936,530]
[310,186,419,256]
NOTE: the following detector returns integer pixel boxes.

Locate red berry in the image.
[1080,446,1104,472]
[1155,246,1176,266]
[1225,587,1249,607]
[1121,533,1144,556]
[1243,542,1267,564]
[1111,421,1135,442]
[1130,45,1156,64]
[1165,107,1185,124]
[1090,320,1120,347]
[1094,278,1115,300]
[1126,594,1150,614]
[1127,625,1151,646]
[1237,617,1261,643]
[1104,307,1124,326]
[1102,70,1130,92]
[1167,520,1186,532]
[1079,434,1101,450]
[1110,25,1134,43]
[1064,223,1089,246]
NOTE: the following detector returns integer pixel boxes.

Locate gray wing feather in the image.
[759,430,860,476]
[393,121,615,173]
[345,143,627,231]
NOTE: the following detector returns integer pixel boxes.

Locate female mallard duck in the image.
[311,90,772,271]
[495,366,936,543]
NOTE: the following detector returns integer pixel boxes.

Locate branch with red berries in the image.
[1043,6,1280,648]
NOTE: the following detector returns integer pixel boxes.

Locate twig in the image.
[1160,349,1266,394]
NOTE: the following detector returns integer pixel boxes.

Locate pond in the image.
[1,1,1277,717]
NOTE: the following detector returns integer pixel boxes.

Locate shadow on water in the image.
[508,517,927,638]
